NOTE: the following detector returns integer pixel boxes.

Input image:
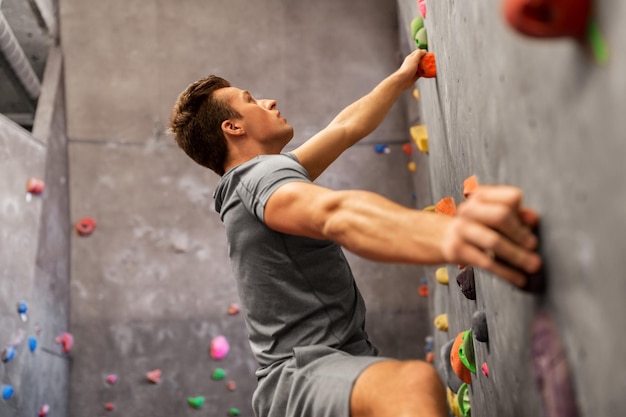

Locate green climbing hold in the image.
[410,16,424,39]
[457,383,471,417]
[587,20,609,65]
[458,330,476,374]
[212,368,226,380]
[416,27,428,50]
[228,408,241,416]
[188,396,205,409]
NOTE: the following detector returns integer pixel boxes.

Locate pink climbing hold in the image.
[418,0,427,18]
[146,369,162,384]
[481,362,489,377]
[106,374,118,385]
[104,402,115,411]
[210,335,230,360]
[27,178,45,195]
[227,303,240,315]
[55,332,74,353]
[38,404,50,417]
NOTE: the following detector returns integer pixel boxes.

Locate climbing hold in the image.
[28,336,37,352]
[407,161,417,172]
[415,27,428,50]
[463,175,478,198]
[458,330,476,374]
[425,335,434,353]
[228,407,241,416]
[587,20,609,64]
[402,142,413,156]
[410,16,424,40]
[227,303,240,315]
[212,368,226,380]
[106,374,118,385]
[434,314,449,332]
[226,380,237,391]
[412,88,420,100]
[1,347,16,363]
[409,125,429,154]
[423,205,435,212]
[503,0,592,39]
[75,217,96,236]
[435,197,457,216]
[55,332,74,353]
[532,311,580,417]
[435,267,449,285]
[456,267,476,300]
[188,396,205,409]
[146,369,162,384]
[210,335,230,360]
[447,387,463,417]
[1,385,14,400]
[425,351,435,363]
[17,300,28,322]
[374,144,390,154]
[27,177,45,195]
[481,362,489,377]
[457,383,471,417]
[418,0,427,18]
[417,284,429,297]
[38,404,50,417]
[417,53,437,78]
[104,402,115,411]
[450,332,472,384]
[441,339,464,392]
[471,311,489,343]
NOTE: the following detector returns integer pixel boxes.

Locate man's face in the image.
[218,87,294,149]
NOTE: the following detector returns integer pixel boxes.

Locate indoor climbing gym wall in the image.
[398,0,624,416]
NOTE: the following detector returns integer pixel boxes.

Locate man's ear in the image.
[222,119,245,137]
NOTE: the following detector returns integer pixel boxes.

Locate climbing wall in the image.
[398,0,625,416]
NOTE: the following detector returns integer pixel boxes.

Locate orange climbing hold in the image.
[463,175,478,198]
[418,284,429,297]
[435,197,457,216]
[417,53,437,78]
[450,331,472,384]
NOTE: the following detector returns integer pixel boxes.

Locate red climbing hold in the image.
[55,332,74,353]
[146,369,162,384]
[417,53,437,78]
[75,218,96,236]
[227,303,240,315]
[38,404,50,417]
[227,380,237,391]
[104,402,115,411]
[481,362,489,377]
[425,351,435,363]
[402,143,413,156]
[27,178,45,194]
[418,284,429,297]
[503,0,592,39]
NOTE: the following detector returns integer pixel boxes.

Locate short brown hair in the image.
[169,75,241,176]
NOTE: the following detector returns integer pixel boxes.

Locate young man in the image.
[169,49,542,417]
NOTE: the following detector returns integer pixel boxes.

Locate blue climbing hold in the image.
[374,144,390,154]
[1,385,14,400]
[29,336,37,352]
[1,347,16,363]
[17,301,27,314]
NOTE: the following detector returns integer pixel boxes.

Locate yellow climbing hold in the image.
[434,314,449,332]
[436,267,449,285]
[408,161,417,172]
[412,88,420,100]
[423,205,436,212]
[447,388,463,417]
[410,125,429,154]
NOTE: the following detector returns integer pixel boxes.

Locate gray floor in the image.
[60,1,432,416]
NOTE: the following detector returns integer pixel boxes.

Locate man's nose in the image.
[261,99,277,110]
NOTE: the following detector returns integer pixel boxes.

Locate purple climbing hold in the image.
[456,267,476,300]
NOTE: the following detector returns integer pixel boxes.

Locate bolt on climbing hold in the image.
[458,330,476,374]
[471,311,489,343]
[407,161,417,172]
[450,332,472,384]
[106,374,118,385]
[409,125,429,154]
[441,339,464,392]
[55,332,74,353]
[410,16,424,41]
[227,303,240,315]
[412,88,420,100]
[425,335,434,353]
[417,53,436,78]
[212,368,226,380]
[227,380,237,391]
[188,396,205,409]
[418,284,429,297]
[75,217,96,236]
[435,197,457,216]
[457,383,471,417]
[456,267,476,300]
[210,335,230,360]
[434,314,449,332]
[38,404,50,417]
[17,300,28,321]
[1,347,16,363]
[447,387,463,417]
[423,205,435,212]
[229,407,241,416]
[1,385,14,400]
[503,0,592,39]
[402,143,413,156]
[418,0,427,18]
[435,267,449,285]
[425,351,435,363]
[28,336,37,352]
[27,178,45,195]
[416,27,428,50]
[146,369,162,384]
[481,362,489,377]
[374,144,390,154]
[104,402,115,411]
[463,175,478,198]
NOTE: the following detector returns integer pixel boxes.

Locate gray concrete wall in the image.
[0,44,70,417]
[398,0,626,416]
[60,1,432,416]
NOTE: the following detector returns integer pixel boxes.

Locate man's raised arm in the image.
[293,49,427,181]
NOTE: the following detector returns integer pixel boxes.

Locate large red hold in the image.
[503,0,592,39]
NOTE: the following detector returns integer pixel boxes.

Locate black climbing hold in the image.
[471,311,489,343]
[440,339,464,393]
[456,267,476,300]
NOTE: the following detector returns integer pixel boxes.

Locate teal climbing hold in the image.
[188,396,205,409]
[212,368,226,380]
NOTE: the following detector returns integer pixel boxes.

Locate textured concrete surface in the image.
[398,0,626,416]
[61,0,431,416]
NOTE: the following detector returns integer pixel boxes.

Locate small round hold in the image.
[227,303,240,315]
[2,347,16,363]
[471,311,489,343]
[38,404,50,417]
[228,407,241,416]
[106,374,118,385]
[402,143,413,156]
[418,284,429,297]
[104,402,115,411]
[212,368,226,380]
[1,385,14,400]
[407,161,417,172]
[434,313,449,332]
[226,380,237,391]
[425,351,435,363]
[55,332,74,353]
[75,218,96,236]
[374,144,390,154]
[28,336,38,352]
[26,178,45,194]
[435,267,449,285]
[17,300,28,314]
[188,396,205,409]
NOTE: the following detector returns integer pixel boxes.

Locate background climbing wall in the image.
[398,0,625,416]
[58,0,433,416]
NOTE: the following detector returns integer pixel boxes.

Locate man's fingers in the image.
[519,207,540,228]
[456,244,528,288]
[470,185,524,209]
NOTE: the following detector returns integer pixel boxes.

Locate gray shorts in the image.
[252,345,387,417]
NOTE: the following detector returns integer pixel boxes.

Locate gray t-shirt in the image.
[214,153,377,378]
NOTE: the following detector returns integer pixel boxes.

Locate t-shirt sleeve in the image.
[236,153,311,224]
